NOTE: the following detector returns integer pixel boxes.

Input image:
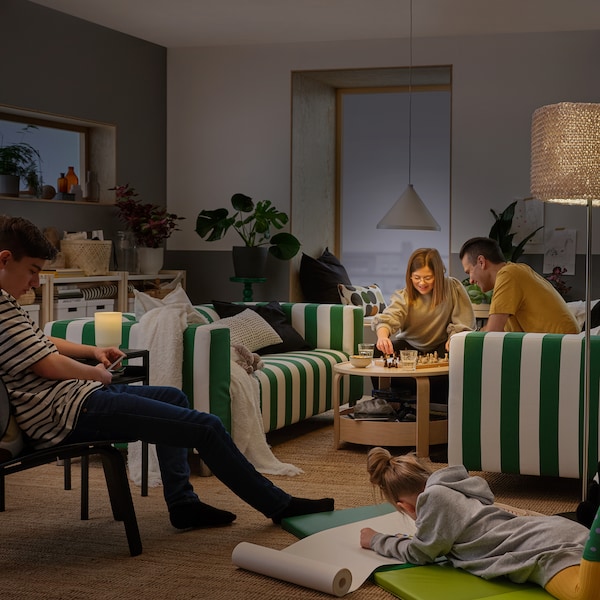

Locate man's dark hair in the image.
[0,216,57,261]
[459,237,506,264]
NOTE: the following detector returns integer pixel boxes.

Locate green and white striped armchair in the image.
[448,331,600,479]
[45,302,364,434]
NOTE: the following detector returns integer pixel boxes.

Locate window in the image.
[0,105,115,203]
[339,85,451,301]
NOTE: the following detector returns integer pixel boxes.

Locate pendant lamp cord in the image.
[407,0,414,185]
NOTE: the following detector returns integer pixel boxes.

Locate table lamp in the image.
[94,312,123,348]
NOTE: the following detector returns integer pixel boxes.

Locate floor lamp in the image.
[530,102,600,499]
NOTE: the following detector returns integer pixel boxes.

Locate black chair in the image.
[0,379,142,557]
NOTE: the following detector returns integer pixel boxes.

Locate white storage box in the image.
[22,303,41,327]
[54,299,87,320]
[86,299,115,317]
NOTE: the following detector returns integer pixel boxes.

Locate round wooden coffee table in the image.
[332,359,449,458]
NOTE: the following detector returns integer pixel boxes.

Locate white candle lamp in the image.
[94,312,123,348]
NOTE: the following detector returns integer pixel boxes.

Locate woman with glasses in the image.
[372,248,475,357]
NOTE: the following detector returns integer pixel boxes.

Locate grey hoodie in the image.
[370,465,588,586]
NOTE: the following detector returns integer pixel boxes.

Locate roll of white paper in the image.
[232,541,352,597]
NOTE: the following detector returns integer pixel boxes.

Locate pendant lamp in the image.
[377,0,440,231]
[530,102,600,498]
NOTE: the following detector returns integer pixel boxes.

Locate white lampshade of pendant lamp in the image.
[376,184,441,230]
[530,101,600,497]
[376,0,440,232]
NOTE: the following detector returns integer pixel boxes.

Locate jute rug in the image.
[0,412,582,600]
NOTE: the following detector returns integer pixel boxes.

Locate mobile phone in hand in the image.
[107,357,124,372]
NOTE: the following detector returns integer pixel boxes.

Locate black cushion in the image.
[212,300,313,355]
[299,248,351,304]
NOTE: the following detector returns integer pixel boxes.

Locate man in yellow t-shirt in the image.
[459,237,579,334]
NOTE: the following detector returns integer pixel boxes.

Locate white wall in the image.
[167,30,600,272]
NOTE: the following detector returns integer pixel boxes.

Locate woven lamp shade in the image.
[531,102,600,206]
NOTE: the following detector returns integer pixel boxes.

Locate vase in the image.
[115,231,138,274]
[232,246,268,278]
[137,247,164,275]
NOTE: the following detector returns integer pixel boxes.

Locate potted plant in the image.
[0,127,42,198]
[111,184,184,274]
[195,192,301,278]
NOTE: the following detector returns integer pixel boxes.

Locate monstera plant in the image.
[196,193,301,277]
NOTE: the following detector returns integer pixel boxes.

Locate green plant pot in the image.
[0,174,20,197]
[232,246,268,278]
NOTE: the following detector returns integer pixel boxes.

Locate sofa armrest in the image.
[448,330,599,479]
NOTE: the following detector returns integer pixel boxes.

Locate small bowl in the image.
[349,355,372,368]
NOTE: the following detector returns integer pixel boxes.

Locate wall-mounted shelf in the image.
[0,194,114,206]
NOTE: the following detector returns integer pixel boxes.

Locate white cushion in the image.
[216,309,283,352]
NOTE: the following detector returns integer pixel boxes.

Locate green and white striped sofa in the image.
[45,302,364,434]
[448,331,600,480]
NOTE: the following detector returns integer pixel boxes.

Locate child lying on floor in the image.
[360,447,599,600]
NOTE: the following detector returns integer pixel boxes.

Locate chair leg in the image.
[63,457,72,490]
[99,446,142,557]
[0,473,5,512]
[141,441,148,497]
[80,454,89,520]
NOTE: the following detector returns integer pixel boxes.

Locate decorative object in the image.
[65,166,78,192]
[0,126,42,197]
[94,311,123,348]
[530,101,600,498]
[137,246,164,275]
[60,239,112,275]
[111,183,184,249]
[376,0,440,231]
[115,230,138,273]
[195,192,301,278]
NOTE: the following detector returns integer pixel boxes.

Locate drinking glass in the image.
[358,343,374,358]
[400,349,418,371]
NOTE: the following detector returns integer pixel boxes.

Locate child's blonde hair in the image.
[367,447,431,510]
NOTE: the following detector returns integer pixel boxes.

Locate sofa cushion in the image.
[212,300,313,355]
[299,248,351,303]
[337,283,387,317]
[215,309,283,353]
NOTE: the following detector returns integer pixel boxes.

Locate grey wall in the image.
[0,0,166,252]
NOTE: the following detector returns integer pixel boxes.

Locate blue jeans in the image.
[64,384,291,516]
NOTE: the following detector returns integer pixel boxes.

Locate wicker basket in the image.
[60,240,112,276]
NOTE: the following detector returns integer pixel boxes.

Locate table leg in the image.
[333,371,343,449]
[414,376,431,458]
[242,282,254,302]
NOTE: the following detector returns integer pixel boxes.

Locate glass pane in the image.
[0,119,81,193]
